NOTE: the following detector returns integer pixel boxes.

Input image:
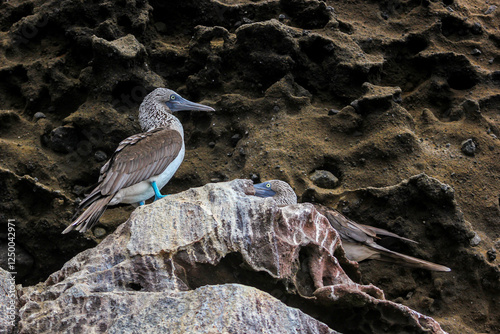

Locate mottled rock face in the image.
[1,0,499,332]
[12,180,446,334]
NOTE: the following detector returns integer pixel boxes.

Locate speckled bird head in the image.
[253,180,298,207]
[139,88,214,131]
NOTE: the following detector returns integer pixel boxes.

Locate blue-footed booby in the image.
[253,180,451,272]
[62,88,214,234]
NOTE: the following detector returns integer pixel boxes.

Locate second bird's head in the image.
[253,180,298,207]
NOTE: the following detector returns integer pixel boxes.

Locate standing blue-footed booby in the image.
[253,180,450,272]
[62,88,214,234]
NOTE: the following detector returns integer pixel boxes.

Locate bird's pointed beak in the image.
[166,96,215,112]
[253,183,276,198]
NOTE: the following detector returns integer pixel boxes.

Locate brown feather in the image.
[314,204,450,272]
[257,180,450,272]
[69,128,182,231]
[98,128,182,195]
[62,196,113,234]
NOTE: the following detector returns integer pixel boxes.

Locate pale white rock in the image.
[14,180,447,334]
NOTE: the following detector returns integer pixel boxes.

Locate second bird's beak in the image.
[253,183,276,198]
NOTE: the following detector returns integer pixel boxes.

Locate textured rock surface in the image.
[19,283,338,334]
[15,180,445,333]
[1,0,499,332]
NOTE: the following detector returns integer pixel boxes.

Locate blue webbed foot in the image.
[138,201,145,206]
[151,181,166,201]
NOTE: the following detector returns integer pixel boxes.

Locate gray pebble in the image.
[310,170,339,189]
[93,227,107,238]
[461,139,476,156]
[470,232,481,246]
[208,141,216,148]
[46,126,79,154]
[34,112,46,121]
[471,48,481,56]
[486,248,496,262]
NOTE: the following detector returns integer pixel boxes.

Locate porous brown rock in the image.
[14,180,446,333]
[2,0,499,332]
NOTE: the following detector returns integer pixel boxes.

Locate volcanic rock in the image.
[1,0,500,332]
[12,180,446,334]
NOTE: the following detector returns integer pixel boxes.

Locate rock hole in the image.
[311,156,343,184]
[491,71,500,84]
[127,282,143,291]
[53,87,89,119]
[406,35,428,55]
[0,66,28,110]
[295,247,316,295]
[98,5,112,18]
[447,69,479,90]
[25,86,52,117]
[300,36,334,64]
[117,15,132,30]
[440,16,469,38]
[281,0,332,29]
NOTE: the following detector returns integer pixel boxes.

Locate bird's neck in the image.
[276,188,298,206]
[139,101,184,137]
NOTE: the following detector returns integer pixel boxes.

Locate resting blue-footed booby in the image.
[62,88,214,234]
[253,180,451,272]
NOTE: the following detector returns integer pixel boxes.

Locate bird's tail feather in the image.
[78,188,102,210]
[358,224,418,244]
[62,196,113,234]
[369,243,451,272]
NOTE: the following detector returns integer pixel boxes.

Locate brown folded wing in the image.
[314,205,374,244]
[97,128,183,195]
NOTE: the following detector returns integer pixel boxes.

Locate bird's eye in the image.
[266,183,271,188]
[170,94,176,100]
